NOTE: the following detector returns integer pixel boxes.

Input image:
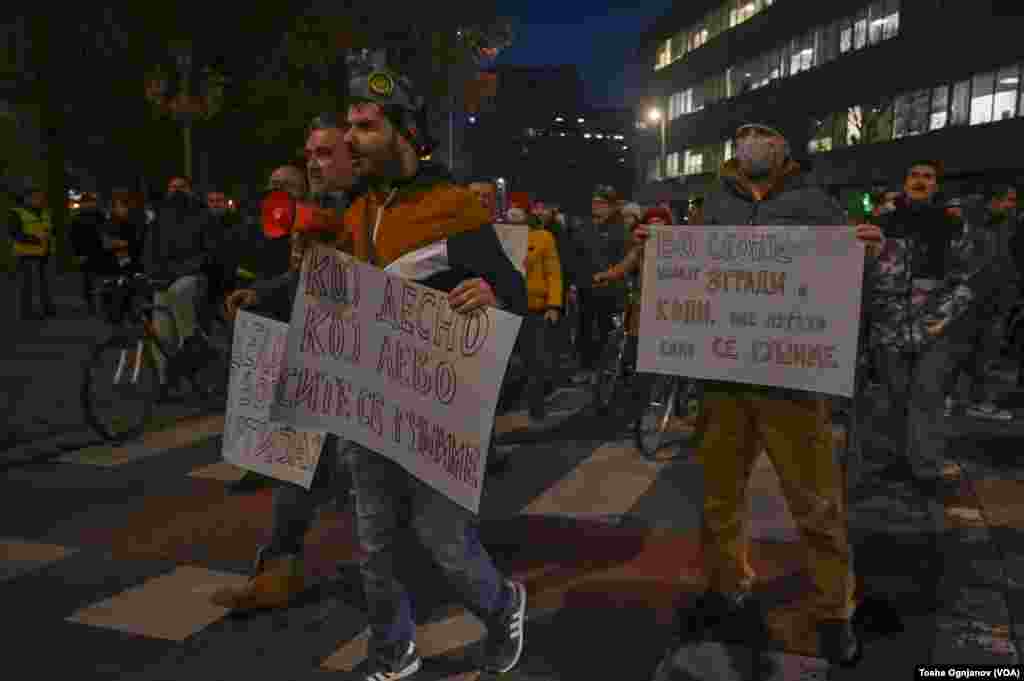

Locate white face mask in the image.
[736,137,780,178]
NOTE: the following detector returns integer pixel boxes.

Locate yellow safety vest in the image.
[11,207,52,257]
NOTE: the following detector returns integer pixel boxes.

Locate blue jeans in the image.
[342,441,510,659]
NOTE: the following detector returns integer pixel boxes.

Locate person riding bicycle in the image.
[138,176,213,397]
[592,205,671,336]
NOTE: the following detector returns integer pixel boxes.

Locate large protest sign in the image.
[222,310,327,489]
[493,224,529,277]
[637,225,865,398]
[270,245,522,513]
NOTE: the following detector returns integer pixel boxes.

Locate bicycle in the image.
[81,272,232,442]
[634,373,705,461]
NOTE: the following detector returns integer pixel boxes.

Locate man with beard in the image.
[685,123,884,668]
[331,66,527,679]
[872,161,999,482]
[212,113,361,603]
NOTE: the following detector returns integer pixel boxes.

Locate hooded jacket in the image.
[871,199,994,352]
[336,161,526,315]
[141,194,209,279]
[700,159,863,400]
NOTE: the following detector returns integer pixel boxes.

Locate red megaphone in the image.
[261,190,346,239]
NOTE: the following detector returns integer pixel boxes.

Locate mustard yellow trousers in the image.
[698,390,857,620]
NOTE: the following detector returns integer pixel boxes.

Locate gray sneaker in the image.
[482,581,527,674]
[965,402,1013,422]
[360,640,421,681]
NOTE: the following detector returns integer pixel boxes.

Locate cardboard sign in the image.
[494,223,529,276]
[270,245,522,513]
[222,311,327,489]
[637,225,865,398]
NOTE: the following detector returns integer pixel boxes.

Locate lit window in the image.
[560,132,567,136]
[817,22,839,65]
[655,40,671,70]
[615,134,624,140]
[882,0,900,40]
[525,128,536,137]
[583,133,592,139]
[689,27,708,51]
[950,79,970,126]
[893,89,929,138]
[788,31,815,76]
[853,8,868,50]
[684,150,704,175]
[724,138,735,161]
[622,145,629,150]
[868,1,886,44]
[839,18,853,53]
[729,0,758,27]
[970,71,995,125]
[930,85,948,130]
[670,32,687,62]
[666,151,681,177]
[577,117,585,123]
[994,65,1019,121]
[596,133,604,139]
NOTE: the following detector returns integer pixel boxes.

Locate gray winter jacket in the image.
[701,159,867,400]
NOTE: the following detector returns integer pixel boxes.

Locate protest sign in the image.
[493,224,528,276]
[270,244,522,513]
[222,310,327,489]
[637,225,864,398]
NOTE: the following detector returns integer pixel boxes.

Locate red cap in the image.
[641,206,673,225]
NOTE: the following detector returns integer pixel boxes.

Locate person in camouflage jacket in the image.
[868,160,1006,490]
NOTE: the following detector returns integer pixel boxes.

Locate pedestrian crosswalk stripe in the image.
[188,462,247,483]
[0,538,78,581]
[522,442,667,518]
[60,414,225,467]
[66,565,248,641]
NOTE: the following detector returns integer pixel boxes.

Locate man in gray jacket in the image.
[682,123,883,668]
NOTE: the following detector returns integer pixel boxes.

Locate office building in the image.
[634,0,1024,207]
[462,65,636,216]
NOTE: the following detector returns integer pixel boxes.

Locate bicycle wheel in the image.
[635,376,696,460]
[81,333,161,442]
[592,329,627,412]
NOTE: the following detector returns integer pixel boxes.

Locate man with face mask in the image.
[686,123,884,669]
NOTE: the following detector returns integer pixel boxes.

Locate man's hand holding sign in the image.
[269,244,521,513]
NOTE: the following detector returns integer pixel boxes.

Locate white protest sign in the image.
[637,225,864,398]
[493,224,529,277]
[269,244,523,513]
[222,310,327,489]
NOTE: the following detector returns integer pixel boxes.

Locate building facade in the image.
[634,0,1024,208]
[462,65,636,217]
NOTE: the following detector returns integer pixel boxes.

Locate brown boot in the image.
[210,555,305,611]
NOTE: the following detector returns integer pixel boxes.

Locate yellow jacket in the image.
[526,228,562,312]
[12,207,52,257]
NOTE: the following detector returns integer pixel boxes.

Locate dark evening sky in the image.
[494,0,676,109]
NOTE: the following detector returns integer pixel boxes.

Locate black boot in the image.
[818,618,863,668]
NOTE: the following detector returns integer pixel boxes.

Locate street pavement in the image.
[5,289,1024,679]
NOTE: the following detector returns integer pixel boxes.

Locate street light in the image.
[648,107,667,181]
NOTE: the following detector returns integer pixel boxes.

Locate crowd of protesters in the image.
[6,56,1024,676]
